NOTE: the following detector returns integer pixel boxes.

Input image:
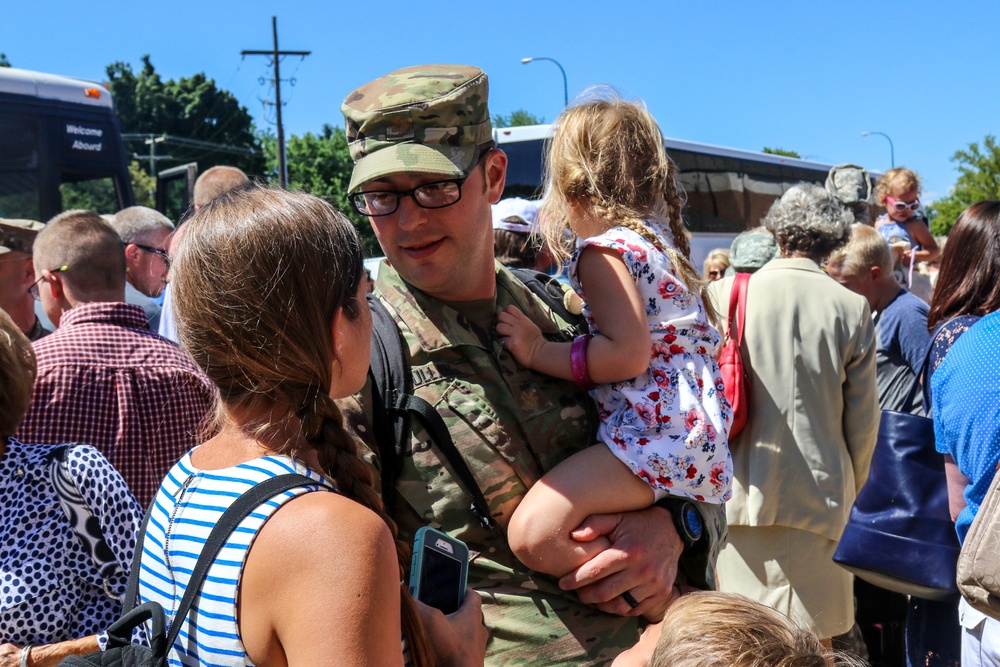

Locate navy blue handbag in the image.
[833,364,959,600]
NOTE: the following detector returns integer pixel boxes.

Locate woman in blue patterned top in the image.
[141,188,486,667]
[915,201,1000,667]
[0,309,142,666]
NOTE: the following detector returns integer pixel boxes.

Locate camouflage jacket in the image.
[340,261,724,666]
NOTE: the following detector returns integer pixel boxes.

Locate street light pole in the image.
[861,131,895,168]
[521,57,568,107]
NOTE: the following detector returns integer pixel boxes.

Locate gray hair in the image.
[764,183,853,262]
[108,206,174,244]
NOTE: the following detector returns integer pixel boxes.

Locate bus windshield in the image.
[0,68,133,221]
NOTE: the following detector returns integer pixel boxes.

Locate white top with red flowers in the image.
[569,223,733,503]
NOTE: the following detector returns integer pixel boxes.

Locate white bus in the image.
[0,67,134,222]
[493,124,852,266]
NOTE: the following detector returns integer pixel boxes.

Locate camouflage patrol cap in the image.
[727,228,779,274]
[0,219,45,255]
[826,164,873,206]
[341,64,492,193]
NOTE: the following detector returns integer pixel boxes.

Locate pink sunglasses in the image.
[886,195,921,212]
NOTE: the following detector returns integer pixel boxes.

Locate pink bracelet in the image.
[571,334,597,390]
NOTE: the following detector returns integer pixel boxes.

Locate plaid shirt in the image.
[18,302,216,506]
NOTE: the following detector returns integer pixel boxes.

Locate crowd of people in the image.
[1,62,997,667]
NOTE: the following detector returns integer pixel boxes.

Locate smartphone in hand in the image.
[408,526,469,614]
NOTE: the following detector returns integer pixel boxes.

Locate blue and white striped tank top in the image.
[138,451,331,666]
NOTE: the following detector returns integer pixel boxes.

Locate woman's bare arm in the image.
[240,491,405,667]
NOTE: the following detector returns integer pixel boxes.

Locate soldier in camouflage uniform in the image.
[338,64,726,666]
[0,218,51,341]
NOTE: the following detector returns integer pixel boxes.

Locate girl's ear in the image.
[330,306,345,360]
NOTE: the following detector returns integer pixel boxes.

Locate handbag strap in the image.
[727,272,751,346]
[121,473,321,650]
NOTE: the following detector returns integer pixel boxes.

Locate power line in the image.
[241,16,310,188]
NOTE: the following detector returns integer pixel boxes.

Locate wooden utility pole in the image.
[241,16,310,188]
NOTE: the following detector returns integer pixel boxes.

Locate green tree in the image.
[762,147,801,158]
[105,56,266,178]
[0,53,10,67]
[493,109,545,128]
[128,160,156,208]
[928,135,1000,236]
[270,125,380,257]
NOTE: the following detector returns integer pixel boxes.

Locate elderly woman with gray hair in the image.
[708,183,880,650]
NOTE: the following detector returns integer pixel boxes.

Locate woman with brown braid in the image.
[135,187,487,666]
[497,95,732,596]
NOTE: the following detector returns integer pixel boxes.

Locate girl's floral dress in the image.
[569,222,733,503]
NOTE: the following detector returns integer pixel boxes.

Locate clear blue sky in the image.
[3,0,997,202]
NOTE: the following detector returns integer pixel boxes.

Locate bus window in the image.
[494,124,867,267]
[59,174,120,214]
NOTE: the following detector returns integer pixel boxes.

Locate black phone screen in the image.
[418,547,463,614]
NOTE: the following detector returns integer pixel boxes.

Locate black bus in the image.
[0,67,134,222]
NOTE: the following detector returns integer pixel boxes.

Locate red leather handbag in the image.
[719,273,750,438]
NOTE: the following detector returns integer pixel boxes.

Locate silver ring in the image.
[621,591,639,609]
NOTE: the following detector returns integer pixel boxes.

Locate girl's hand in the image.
[497,306,547,370]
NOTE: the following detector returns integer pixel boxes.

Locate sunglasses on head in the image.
[886,195,920,212]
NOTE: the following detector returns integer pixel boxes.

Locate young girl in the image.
[498,97,733,585]
[874,167,940,285]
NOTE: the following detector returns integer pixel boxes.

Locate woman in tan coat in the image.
[708,184,879,648]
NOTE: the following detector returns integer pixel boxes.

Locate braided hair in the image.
[172,186,433,666]
[539,94,716,323]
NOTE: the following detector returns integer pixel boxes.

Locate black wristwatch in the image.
[662,499,704,549]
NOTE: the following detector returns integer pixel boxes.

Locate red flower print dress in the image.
[569,223,733,503]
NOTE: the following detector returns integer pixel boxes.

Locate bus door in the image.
[156,162,197,223]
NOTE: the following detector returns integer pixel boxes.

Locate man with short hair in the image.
[193,165,251,209]
[0,218,50,340]
[158,166,250,342]
[18,210,215,506]
[338,65,721,666]
[827,223,930,414]
[107,206,174,330]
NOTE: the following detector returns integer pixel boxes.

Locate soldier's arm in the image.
[508,444,656,577]
[558,503,718,622]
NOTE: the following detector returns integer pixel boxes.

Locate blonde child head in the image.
[876,167,921,207]
[651,591,831,667]
[540,92,709,316]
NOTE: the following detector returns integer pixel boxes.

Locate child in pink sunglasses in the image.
[874,167,940,275]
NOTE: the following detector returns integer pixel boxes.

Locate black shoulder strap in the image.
[114,474,319,650]
[367,293,496,530]
[367,293,411,507]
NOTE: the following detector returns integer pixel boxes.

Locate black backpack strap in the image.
[110,474,320,652]
[367,293,409,506]
[397,391,496,529]
[367,294,496,530]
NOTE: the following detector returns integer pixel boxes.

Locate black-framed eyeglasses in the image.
[29,264,69,301]
[350,177,468,217]
[135,244,171,270]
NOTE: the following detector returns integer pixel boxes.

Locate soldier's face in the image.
[363,150,507,302]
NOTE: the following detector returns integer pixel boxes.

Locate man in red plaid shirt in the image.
[17,210,215,506]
